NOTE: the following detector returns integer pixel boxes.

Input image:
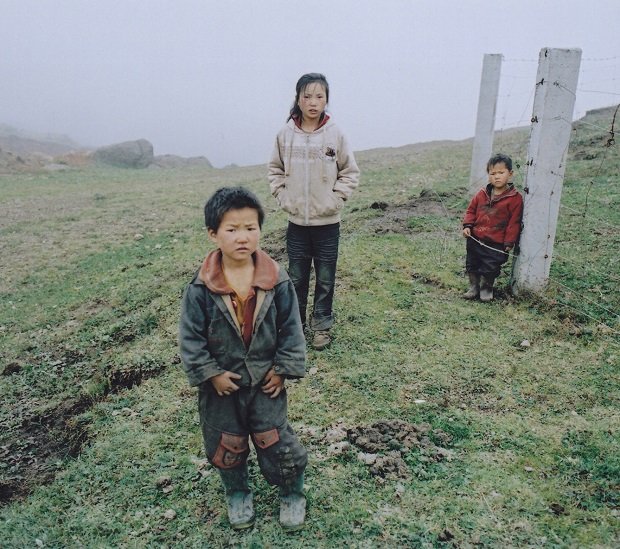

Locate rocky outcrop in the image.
[91,139,154,168]
[0,148,51,173]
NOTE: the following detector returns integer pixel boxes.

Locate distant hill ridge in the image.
[0,124,82,155]
[0,104,616,172]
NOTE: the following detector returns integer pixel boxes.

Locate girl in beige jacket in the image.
[268,73,360,350]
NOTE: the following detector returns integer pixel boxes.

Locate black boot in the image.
[463,272,480,300]
[219,465,255,530]
[279,473,306,531]
[479,275,495,302]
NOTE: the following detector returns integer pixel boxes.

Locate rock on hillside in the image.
[0,148,52,173]
[91,139,154,168]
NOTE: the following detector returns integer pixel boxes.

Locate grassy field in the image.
[1,107,618,547]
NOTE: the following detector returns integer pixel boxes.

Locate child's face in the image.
[208,207,260,264]
[487,162,513,192]
[297,82,327,123]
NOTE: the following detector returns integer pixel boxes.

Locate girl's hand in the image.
[462,227,471,238]
[262,368,285,399]
[211,371,242,397]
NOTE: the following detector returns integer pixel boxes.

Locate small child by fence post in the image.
[179,187,308,531]
[462,153,523,301]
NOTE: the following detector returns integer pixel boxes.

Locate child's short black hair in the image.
[487,153,513,172]
[204,187,265,231]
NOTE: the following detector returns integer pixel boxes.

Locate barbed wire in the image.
[583,106,618,217]
[504,55,620,63]
[553,251,620,284]
[548,278,620,320]
[542,283,620,340]
[497,78,535,131]
[578,89,620,96]
[559,204,619,231]
[537,304,620,348]
[572,117,617,132]
[581,56,620,62]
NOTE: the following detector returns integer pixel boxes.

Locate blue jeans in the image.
[286,222,339,331]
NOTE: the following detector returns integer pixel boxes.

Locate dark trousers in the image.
[199,382,307,486]
[465,237,508,278]
[286,222,339,331]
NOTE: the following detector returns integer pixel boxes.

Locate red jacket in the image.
[463,184,523,248]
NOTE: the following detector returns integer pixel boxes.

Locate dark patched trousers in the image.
[198,381,307,486]
[466,237,509,278]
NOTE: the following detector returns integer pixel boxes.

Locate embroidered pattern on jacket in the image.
[288,143,338,161]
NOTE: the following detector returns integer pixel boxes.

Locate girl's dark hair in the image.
[204,186,265,231]
[487,153,513,172]
[287,73,330,122]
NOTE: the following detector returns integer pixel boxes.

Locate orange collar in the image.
[198,249,279,294]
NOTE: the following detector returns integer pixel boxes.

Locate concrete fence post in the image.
[469,53,503,195]
[511,47,582,295]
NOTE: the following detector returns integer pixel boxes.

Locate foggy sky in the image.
[1,0,619,167]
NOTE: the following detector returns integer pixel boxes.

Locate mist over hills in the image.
[1,104,617,173]
[0,124,83,156]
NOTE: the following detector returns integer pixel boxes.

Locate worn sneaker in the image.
[311,330,331,350]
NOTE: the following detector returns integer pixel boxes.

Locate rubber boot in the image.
[479,275,495,302]
[279,473,306,532]
[463,272,480,300]
[219,465,255,530]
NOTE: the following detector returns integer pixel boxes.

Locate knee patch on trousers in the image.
[252,426,307,486]
[212,433,249,469]
[252,428,280,450]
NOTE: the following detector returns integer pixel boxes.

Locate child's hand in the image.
[462,227,471,238]
[211,371,242,397]
[262,368,285,399]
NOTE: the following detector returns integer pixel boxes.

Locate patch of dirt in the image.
[410,272,450,289]
[261,226,288,264]
[308,419,454,481]
[364,189,460,235]
[347,420,453,480]
[0,352,173,505]
[0,396,91,504]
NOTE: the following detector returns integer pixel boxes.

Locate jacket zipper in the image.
[304,134,310,224]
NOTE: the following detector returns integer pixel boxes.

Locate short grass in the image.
[1,107,618,547]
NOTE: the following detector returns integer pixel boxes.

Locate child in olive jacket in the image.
[179,187,307,531]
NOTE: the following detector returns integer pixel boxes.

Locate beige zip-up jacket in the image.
[268,118,360,226]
